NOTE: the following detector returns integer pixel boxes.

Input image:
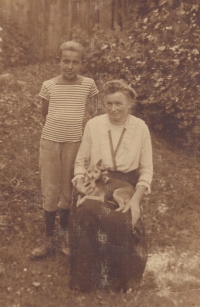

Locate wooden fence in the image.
[0,0,132,61]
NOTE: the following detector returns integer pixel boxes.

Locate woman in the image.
[68,80,153,292]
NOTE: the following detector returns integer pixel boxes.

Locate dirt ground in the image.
[1,62,200,307]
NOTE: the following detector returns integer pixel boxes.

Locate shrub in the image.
[0,17,29,68]
[71,1,200,152]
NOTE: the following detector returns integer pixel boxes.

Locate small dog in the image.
[76,159,103,207]
[76,160,135,211]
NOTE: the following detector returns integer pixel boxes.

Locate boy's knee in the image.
[43,201,58,212]
[58,194,72,210]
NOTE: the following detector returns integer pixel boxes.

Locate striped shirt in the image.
[39,76,99,142]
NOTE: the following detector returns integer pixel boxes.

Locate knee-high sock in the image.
[45,210,56,237]
[59,208,70,232]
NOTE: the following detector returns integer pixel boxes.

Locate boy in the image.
[31,41,99,259]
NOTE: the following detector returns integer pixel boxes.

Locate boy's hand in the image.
[41,98,49,124]
[75,178,95,195]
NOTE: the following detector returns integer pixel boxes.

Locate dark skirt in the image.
[68,170,148,292]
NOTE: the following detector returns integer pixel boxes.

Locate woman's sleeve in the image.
[73,121,92,177]
[136,124,153,194]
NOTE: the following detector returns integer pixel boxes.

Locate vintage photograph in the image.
[0,0,200,306]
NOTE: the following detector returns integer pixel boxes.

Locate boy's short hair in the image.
[103,80,137,103]
[59,41,84,61]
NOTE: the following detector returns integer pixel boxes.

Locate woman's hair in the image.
[103,80,137,103]
[58,41,84,61]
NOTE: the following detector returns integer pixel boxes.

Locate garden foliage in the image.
[0,0,200,151]
[71,0,200,150]
[0,17,29,70]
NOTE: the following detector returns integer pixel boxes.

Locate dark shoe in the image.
[30,236,55,259]
[58,232,70,256]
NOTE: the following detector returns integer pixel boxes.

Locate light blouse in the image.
[73,114,153,193]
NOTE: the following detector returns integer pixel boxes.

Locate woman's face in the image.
[104,91,131,125]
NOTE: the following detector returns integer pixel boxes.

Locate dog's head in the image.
[85,159,103,188]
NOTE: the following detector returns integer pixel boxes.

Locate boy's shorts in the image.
[39,138,80,212]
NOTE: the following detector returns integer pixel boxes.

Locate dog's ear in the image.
[96,159,103,169]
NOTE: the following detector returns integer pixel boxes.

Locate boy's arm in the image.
[41,98,49,125]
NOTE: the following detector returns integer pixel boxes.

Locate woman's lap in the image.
[68,199,147,292]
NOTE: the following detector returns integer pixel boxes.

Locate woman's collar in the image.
[105,114,131,131]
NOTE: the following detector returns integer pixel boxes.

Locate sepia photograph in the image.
[0,0,200,306]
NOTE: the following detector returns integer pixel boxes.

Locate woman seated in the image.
[68,80,153,292]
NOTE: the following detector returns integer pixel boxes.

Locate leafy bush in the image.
[0,17,29,68]
[71,0,200,149]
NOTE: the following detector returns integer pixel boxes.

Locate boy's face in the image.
[59,50,82,80]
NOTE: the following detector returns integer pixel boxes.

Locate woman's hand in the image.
[75,178,95,196]
[120,185,146,225]
[122,198,140,226]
